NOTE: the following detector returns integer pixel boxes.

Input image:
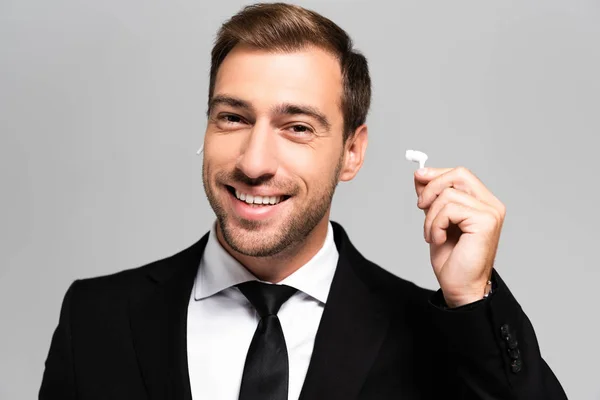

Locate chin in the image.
[219,211,291,257]
[221,221,291,257]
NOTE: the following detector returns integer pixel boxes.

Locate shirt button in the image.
[500,324,510,337]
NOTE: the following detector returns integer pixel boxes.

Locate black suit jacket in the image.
[40,222,567,399]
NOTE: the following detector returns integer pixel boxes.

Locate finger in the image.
[430,202,499,245]
[430,202,475,245]
[414,167,452,198]
[419,166,502,210]
[422,187,494,243]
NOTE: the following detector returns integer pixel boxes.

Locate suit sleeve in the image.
[39,281,78,400]
[428,270,568,399]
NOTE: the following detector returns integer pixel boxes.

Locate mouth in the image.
[225,184,291,209]
[224,184,292,221]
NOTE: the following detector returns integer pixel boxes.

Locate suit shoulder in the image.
[73,256,164,293]
[331,221,434,305]
[356,256,434,304]
[71,235,206,297]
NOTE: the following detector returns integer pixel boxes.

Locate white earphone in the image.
[405,149,428,169]
[196,145,203,155]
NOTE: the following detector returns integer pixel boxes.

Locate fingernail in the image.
[417,168,428,176]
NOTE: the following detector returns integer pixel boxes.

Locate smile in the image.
[226,185,291,206]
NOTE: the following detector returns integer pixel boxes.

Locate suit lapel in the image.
[299,223,391,400]
[128,234,209,400]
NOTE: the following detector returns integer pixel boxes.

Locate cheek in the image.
[279,143,340,191]
[204,136,240,168]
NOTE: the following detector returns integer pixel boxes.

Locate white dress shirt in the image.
[187,220,339,400]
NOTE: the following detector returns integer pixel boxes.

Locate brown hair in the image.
[209,2,371,143]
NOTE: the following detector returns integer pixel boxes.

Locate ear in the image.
[338,124,368,182]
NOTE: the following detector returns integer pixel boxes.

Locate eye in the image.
[214,113,248,130]
[219,114,244,124]
[287,124,314,135]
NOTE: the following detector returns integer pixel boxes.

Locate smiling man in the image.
[40,3,567,399]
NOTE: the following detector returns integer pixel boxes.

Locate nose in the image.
[235,120,279,180]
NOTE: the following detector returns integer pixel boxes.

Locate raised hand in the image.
[414,167,506,308]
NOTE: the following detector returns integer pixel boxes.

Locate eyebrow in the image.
[207,95,253,116]
[272,103,331,131]
[208,95,331,131]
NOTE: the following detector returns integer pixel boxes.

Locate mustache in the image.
[217,168,299,195]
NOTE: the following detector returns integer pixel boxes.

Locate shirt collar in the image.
[194,220,339,304]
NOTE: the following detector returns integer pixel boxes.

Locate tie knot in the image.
[237,281,297,318]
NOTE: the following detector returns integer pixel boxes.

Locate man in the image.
[40,3,567,399]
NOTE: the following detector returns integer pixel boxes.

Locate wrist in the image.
[443,279,493,308]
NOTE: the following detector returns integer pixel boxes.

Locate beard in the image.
[202,154,343,258]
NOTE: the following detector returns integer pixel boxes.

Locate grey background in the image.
[1,0,598,398]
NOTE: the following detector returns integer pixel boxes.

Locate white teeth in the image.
[234,189,247,201]
[233,189,284,205]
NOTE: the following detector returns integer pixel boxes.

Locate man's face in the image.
[202,45,346,257]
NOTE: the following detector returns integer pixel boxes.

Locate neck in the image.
[216,215,330,283]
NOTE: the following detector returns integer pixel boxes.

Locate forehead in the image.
[214,45,343,117]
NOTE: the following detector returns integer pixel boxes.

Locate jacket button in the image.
[508,348,520,360]
[510,358,522,373]
[500,324,510,337]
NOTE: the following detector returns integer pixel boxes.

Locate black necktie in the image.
[237,281,298,400]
